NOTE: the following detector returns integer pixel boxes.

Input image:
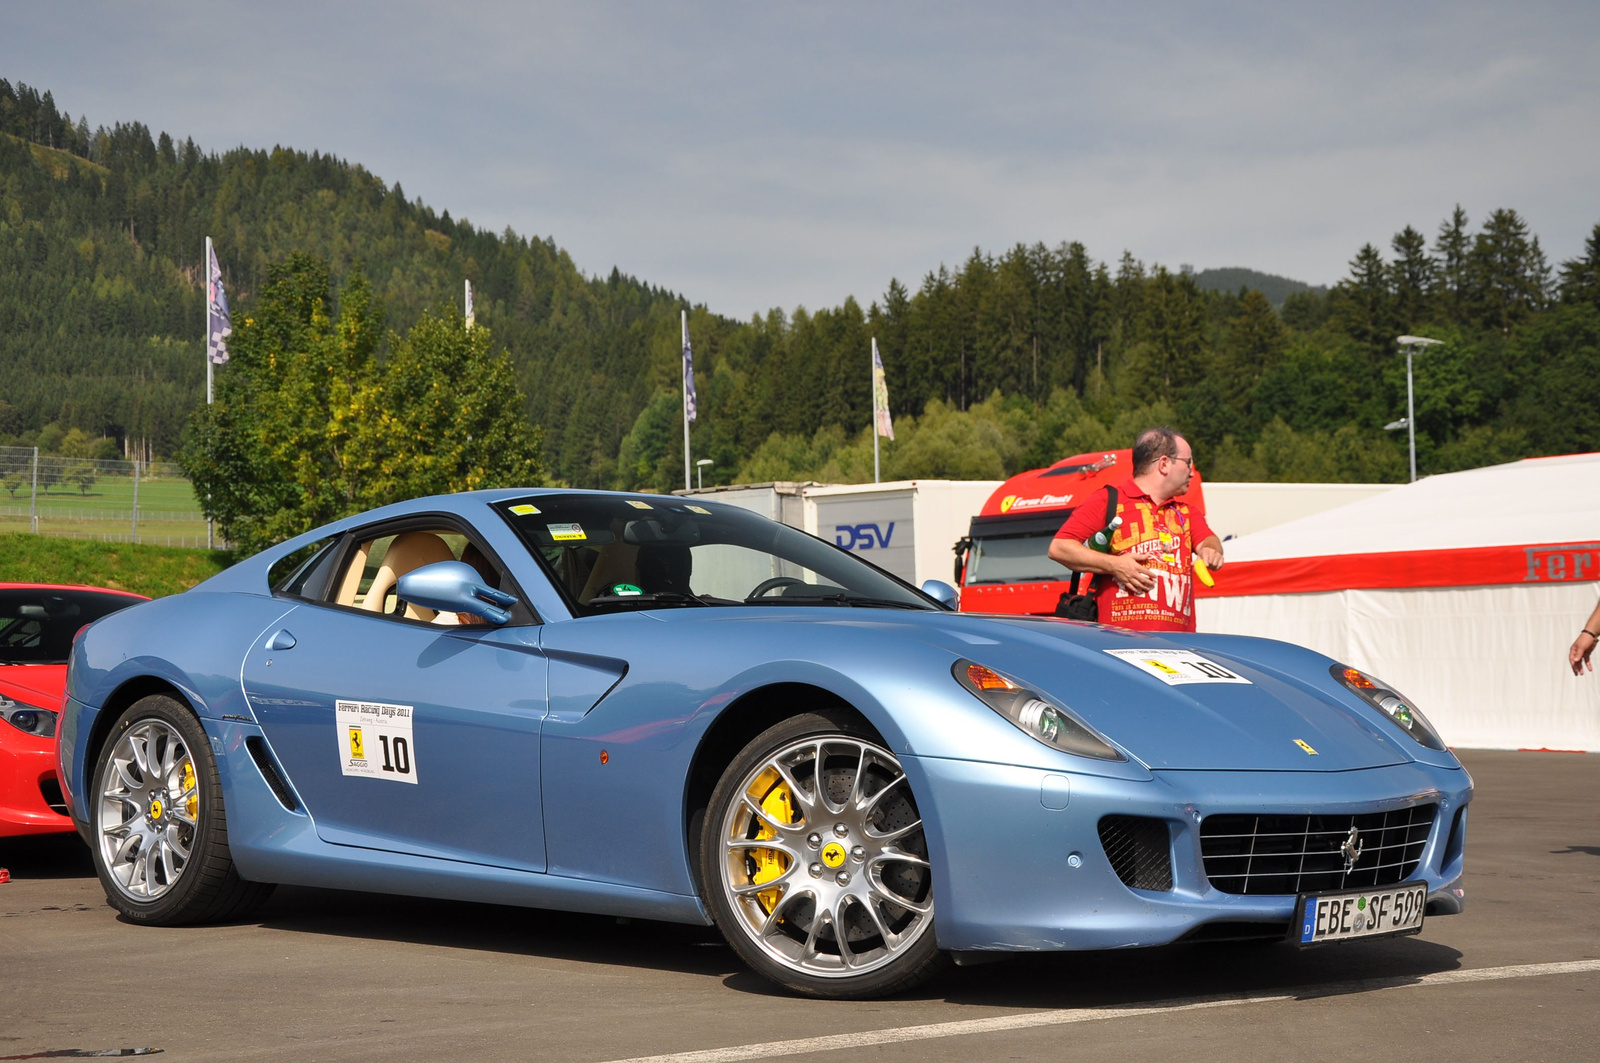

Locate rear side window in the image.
[269,537,342,598]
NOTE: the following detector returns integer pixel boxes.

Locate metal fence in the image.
[0,446,216,547]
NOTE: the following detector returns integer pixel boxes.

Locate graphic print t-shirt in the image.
[1054,479,1213,632]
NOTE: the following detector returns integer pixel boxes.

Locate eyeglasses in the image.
[1170,456,1194,469]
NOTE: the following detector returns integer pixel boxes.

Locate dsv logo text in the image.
[835,523,896,549]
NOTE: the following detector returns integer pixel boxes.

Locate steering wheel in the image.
[747,576,808,599]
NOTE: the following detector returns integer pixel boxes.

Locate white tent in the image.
[1196,453,1600,751]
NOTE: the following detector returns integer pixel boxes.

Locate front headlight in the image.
[1332,665,1447,751]
[953,659,1124,761]
[0,695,59,738]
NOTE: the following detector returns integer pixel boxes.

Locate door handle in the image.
[266,629,297,651]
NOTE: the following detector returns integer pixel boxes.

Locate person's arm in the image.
[1189,509,1223,570]
[1570,598,1600,676]
[1048,537,1155,594]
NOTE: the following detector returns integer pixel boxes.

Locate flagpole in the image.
[682,310,692,492]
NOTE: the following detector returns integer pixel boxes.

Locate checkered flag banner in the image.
[682,310,697,423]
[206,237,232,365]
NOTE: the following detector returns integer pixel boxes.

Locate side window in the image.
[327,527,508,626]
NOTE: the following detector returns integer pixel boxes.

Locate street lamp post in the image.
[695,458,713,490]
[1396,336,1444,482]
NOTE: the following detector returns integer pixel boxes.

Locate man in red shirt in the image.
[1047,427,1224,631]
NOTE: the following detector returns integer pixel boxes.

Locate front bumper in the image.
[0,729,74,837]
[905,754,1472,953]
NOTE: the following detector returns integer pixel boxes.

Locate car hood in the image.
[674,606,1414,773]
[925,613,1413,771]
[0,664,65,709]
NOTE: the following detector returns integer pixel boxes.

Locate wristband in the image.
[1585,629,1600,640]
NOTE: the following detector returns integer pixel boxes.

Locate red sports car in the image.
[2,583,147,836]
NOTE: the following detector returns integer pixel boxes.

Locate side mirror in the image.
[396,561,518,625]
[919,579,959,610]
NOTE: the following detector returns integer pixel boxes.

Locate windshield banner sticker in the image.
[336,700,418,783]
[1104,649,1252,686]
[548,523,587,542]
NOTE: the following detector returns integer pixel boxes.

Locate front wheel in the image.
[700,711,947,998]
[89,694,273,924]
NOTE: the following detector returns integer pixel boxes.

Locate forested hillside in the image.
[5,77,1599,496]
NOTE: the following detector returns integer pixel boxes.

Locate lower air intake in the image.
[1098,815,1174,891]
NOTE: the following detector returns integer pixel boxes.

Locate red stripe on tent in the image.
[1196,540,1600,598]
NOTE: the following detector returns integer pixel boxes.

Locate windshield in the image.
[496,494,936,615]
[964,532,1074,586]
[0,589,142,665]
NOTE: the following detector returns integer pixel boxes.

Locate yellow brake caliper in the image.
[182,761,198,821]
[747,768,795,915]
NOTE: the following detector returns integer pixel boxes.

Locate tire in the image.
[699,710,948,998]
[89,694,273,924]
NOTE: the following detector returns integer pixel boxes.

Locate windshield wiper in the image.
[741,593,929,610]
[586,591,721,609]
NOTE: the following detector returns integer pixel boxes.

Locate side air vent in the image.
[39,776,68,815]
[246,736,300,812]
[1098,815,1174,891]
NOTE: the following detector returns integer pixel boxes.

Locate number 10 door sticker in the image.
[336,700,419,783]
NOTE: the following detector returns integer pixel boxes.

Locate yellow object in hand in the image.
[1193,556,1215,587]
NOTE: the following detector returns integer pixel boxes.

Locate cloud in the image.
[4,0,1596,316]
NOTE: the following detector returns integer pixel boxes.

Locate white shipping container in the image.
[800,481,1002,587]
[679,480,1000,588]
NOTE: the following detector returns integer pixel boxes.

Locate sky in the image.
[5,1,1598,318]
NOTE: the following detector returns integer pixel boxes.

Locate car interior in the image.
[331,529,505,624]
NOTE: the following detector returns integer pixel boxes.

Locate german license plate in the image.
[1295,882,1426,945]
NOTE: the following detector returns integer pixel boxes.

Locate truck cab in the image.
[954,450,1206,615]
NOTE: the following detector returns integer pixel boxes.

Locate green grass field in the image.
[0,533,230,598]
[0,475,211,545]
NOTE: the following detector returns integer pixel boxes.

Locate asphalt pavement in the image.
[2,749,1596,1062]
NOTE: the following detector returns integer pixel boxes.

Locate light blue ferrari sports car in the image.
[58,490,1470,997]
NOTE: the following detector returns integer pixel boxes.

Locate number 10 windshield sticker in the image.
[336,700,419,783]
[1103,649,1252,686]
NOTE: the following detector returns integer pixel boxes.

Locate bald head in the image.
[1132,426,1182,475]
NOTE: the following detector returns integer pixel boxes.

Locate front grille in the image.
[1098,815,1174,891]
[1201,804,1436,896]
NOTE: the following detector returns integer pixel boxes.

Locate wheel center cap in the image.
[148,797,164,820]
[820,841,848,869]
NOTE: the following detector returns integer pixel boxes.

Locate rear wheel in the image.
[90,694,273,924]
[700,711,947,998]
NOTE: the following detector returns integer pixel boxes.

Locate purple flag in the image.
[206,237,231,365]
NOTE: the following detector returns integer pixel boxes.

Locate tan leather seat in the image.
[361,531,455,620]
[577,543,640,603]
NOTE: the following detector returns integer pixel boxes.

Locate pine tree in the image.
[1432,206,1471,322]
[1390,225,1435,330]
[1330,243,1393,351]
[1558,222,1600,308]
[1470,208,1549,332]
